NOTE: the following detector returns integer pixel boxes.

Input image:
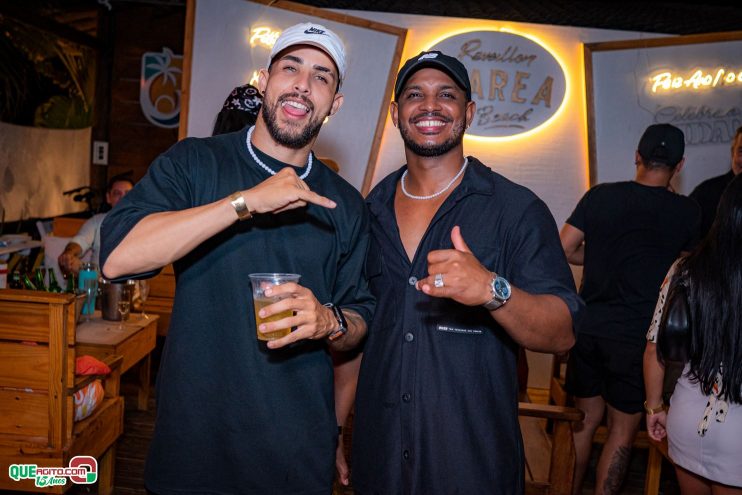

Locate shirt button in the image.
[403,450,410,460]
[408,276,417,286]
[402,393,411,402]
[404,332,414,342]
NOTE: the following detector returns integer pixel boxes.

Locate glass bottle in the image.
[9,271,23,289]
[21,273,37,290]
[78,262,99,315]
[65,273,76,294]
[48,269,63,293]
[33,268,48,291]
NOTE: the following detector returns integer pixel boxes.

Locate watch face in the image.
[494,277,511,299]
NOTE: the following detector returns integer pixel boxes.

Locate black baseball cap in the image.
[637,124,685,167]
[394,51,472,102]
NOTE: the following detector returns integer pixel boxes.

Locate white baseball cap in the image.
[268,22,347,88]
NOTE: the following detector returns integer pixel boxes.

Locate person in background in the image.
[100,23,374,494]
[352,50,582,494]
[560,123,701,495]
[57,174,133,275]
[644,174,742,495]
[212,80,352,486]
[689,125,742,238]
[212,83,263,136]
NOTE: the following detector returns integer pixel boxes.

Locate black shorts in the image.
[565,333,645,414]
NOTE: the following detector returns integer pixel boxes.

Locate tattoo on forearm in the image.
[602,446,631,495]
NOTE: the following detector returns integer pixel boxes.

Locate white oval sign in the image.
[430,31,566,138]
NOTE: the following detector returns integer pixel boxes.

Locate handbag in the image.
[656,274,691,365]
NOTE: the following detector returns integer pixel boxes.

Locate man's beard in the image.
[260,92,325,149]
[399,113,466,157]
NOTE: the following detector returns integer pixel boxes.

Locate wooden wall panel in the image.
[106,4,185,184]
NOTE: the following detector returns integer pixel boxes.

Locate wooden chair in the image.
[644,437,670,495]
[519,401,585,495]
[0,289,124,494]
[550,353,663,494]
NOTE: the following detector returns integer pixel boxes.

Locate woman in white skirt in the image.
[643,174,742,494]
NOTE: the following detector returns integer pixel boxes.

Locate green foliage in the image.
[34,94,93,128]
[0,13,95,128]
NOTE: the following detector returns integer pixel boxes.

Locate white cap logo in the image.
[268,22,347,87]
[418,53,439,61]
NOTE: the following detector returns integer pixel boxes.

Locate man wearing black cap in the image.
[352,51,583,493]
[560,123,700,495]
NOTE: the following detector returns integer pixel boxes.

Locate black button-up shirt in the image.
[353,158,582,494]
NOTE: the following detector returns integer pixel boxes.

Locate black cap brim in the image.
[394,57,472,102]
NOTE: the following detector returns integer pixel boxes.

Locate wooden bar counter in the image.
[76,313,158,411]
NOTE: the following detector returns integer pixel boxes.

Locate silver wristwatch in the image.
[483,273,511,311]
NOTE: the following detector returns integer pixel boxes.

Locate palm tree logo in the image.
[140,47,183,128]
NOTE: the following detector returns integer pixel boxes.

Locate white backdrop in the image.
[0,122,90,222]
[591,37,742,193]
[186,0,402,191]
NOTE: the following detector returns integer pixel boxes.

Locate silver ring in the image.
[434,273,444,288]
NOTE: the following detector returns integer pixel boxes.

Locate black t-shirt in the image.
[100,127,375,495]
[689,170,735,239]
[567,181,700,343]
[353,158,583,494]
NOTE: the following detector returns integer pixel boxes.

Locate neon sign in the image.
[250,27,281,48]
[651,68,742,93]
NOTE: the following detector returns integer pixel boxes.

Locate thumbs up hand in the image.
[416,225,495,307]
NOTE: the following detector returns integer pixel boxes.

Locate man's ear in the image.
[634,151,643,166]
[465,100,476,129]
[329,93,344,116]
[390,101,399,128]
[257,68,269,94]
[673,157,686,175]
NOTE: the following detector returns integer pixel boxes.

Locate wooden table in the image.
[76,312,158,410]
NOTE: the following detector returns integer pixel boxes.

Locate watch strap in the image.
[483,296,506,311]
[324,303,348,341]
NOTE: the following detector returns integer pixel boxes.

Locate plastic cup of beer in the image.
[248,273,301,341]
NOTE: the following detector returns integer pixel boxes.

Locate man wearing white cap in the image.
[101,22,374,494]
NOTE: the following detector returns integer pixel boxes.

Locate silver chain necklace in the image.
[245,125,312,180]
[400,158,468,200]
